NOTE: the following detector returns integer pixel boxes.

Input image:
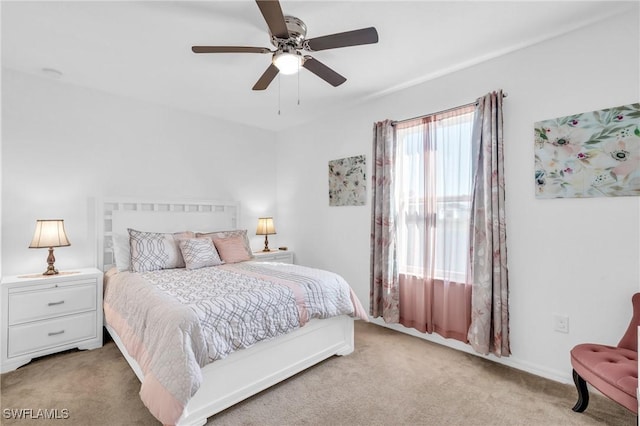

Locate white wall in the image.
[276,10,640,382]
[1,69,278,276]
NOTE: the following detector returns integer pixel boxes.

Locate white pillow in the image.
[113,233,131,272]
[179,238,224,270]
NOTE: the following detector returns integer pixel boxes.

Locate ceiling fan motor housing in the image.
[270,15,307,48]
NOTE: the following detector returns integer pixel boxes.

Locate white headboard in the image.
[98,198,239,271]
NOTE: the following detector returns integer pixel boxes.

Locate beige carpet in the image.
[1,322,635,425]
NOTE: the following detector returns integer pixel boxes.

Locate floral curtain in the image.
[467,90,510,357]
[370,120,399,323]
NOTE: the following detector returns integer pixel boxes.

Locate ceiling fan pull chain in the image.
[297,61,301,106]
[278,74,281,115]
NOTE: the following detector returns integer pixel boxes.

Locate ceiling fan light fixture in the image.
[272,51,302,75]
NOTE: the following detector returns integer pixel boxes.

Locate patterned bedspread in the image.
[103,261,367,425]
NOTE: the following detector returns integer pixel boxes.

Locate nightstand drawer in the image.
[269,253,293,263]
[9,283,96,325]
[8,311,97,357]
[252,250,294,264]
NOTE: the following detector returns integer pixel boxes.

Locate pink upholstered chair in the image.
[570,293,639,414]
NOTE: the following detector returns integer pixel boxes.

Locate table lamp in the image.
[256,217,276,252]
[29,219,71,275]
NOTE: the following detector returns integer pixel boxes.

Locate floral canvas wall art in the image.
[534,103,640,198]
[328,155,366,206]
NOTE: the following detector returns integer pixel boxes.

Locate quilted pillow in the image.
[196,229,254,263]
[211,234,253,263]
[128,229,194,272]
[179,238,224,270]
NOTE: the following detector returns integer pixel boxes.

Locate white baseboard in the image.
[369,318,572,384]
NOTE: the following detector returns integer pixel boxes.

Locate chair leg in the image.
[572,369,590,412]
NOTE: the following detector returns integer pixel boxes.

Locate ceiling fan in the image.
[191,0,379,90]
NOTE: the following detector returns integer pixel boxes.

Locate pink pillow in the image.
[211,234,252,263]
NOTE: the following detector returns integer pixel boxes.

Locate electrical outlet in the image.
[554,314,569,333]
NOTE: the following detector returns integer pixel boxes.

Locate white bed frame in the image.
[98,198,355,426]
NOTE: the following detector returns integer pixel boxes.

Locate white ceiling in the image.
[2,1,635,132]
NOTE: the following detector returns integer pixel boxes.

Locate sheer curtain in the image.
[395,106,474,342]
[467,91,510,356]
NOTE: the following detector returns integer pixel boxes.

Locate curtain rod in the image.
[391,91,508,126]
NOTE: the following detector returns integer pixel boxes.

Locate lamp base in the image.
[43,267,59,276]
[262,235,271,252]
[43,247,59,275]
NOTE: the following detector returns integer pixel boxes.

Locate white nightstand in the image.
[0,268,103,373]
[252,250,294,264]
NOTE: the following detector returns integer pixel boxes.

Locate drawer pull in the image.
[48,330,65,336]
[48,300,65,306]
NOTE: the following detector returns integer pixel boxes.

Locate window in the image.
[395,106,475,283]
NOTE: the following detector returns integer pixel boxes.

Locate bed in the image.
[98,199,366,426]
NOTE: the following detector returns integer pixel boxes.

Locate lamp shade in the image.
[29,219,71,248]
[256,217,276,235]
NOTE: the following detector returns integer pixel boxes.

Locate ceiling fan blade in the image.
[192,46,272,54]
[302,56,346,87]
[252,64,280,90]
[305,27,379,51]
[255,0,289,39]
